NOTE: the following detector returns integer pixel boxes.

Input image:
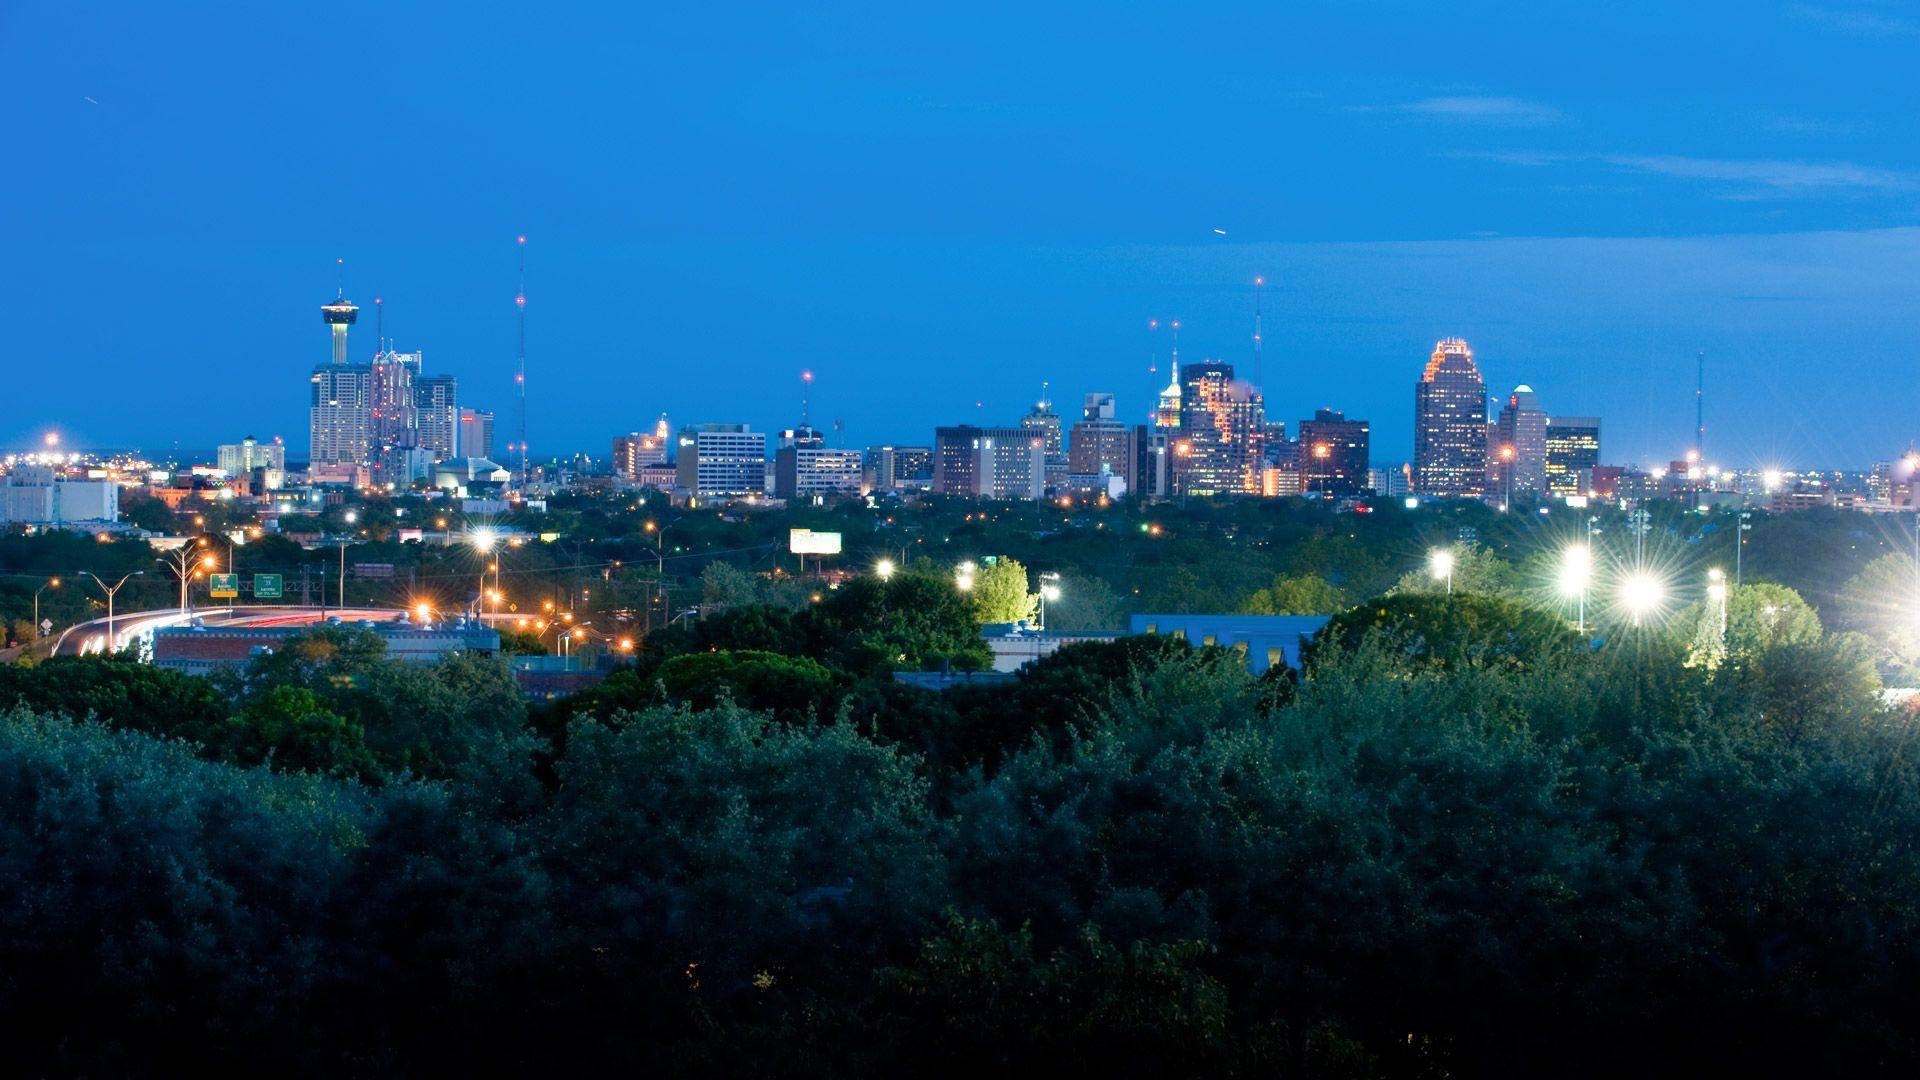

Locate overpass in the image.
[48,607,541,659]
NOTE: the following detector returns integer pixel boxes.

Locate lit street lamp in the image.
[78,569,143,652]
[1038,571,1061,628]
[1559,545,1592,632]
[875,559,895,581]
[1706,567,1728,642]
[956,560,976,592]
[1429,549,1455,596]
[1620,571,1665,628]
[33,578,60,641]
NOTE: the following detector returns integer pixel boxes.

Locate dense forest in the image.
[3,552,1919,1075]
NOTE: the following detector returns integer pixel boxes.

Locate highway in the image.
[48,606,541,658]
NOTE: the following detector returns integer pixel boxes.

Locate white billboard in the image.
[789,528,843,555]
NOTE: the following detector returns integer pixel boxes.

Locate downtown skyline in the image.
[5,2,1919,467]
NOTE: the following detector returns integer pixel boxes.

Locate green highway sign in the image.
[253,573,283,600]
[209,573,240,599]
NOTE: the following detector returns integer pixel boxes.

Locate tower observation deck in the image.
[322,294,358,365]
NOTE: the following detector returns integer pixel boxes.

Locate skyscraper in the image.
[1414,339,1488,498]
[1173,362,1264,496]
[1298,408,1371,496]
[1544,417,1601,496]
[933,425,1045,500]
[414,374,460,460]
[1490,385,1548,501]
[675,424,767,499]
[1068,393,1134,490]
[459,409,495,460]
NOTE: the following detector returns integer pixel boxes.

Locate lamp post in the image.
[1429,549,1455,596]
[1559,545,1592,633]
[1620,571,1665,628]
[1734,511,1752,587]
[956,561,976,592]
[875,559,896,581]
[1038,571,1061,629]
[1499,445,1515,511]
[33,578,60,641]
[159,546,216,613]
[1706,567,1728,643]
[78,570,143,652]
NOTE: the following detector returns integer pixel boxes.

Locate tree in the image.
[1045,572,1128,632]
[1240,573,1345,615]
[1389,541,1515,597]
[1725,582,1821,653]
[655,649,840,720]
[1836,552,1920,657]
[969,557,1035,624]
[1308,591,1584,672]
[229,685,380,780]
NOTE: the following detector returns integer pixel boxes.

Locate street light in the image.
[32,578,60,641]
[78,569,143,652]
[875,558,895,581]
[1429,549,1455,596]
[1558,545,1592,633]
[1620,571,1666,627]
[158,545,217,613]
[1038,571,1061,628]
[956,560,976,592]
[1707,567,1728,641]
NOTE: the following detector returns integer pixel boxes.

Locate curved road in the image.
[50,607,535,658]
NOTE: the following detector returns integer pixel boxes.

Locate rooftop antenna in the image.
[1253,276,1265,389]
[1039,378,1050,412]
[1148,319,1160,376]
[1694,350,1705,461]
[374,297,384,354]
[1171,319,1181,369]
[801,369,814,428]
[834,418,844,447]
[336,257,344,299]
[515,236,527,489]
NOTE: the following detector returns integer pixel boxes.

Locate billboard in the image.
[788,528,843,556]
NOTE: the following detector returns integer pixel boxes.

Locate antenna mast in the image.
[1253,276,1265,389]
[1694,350,1705,460]
[515,236,527,489]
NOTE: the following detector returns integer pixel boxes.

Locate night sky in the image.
[4,2,1917,468]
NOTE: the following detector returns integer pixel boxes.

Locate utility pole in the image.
[1735,511,1752,587]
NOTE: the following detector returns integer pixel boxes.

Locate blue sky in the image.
[3,1,1917,467]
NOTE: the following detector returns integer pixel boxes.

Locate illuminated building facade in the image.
[1413,338,1488,498]
[1068,393,1134,490]
[1298,408,1371,495]
[1544,416,1601,496]
[1490,385,1549,500]
[1173,362,1264,496]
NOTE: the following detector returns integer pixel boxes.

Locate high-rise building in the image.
[1544,416,1601,496]
[459,409,495,460]
[612,429,669,481]
[1414,339,1488,498]
[218,436,286,477]
[775,445,865,501]
[370,349,419,445]
[933,425,1045,500]
[675,424,767,498]
[1173,362,1264,496]
[1155,373,1182,431]
[866,445,933,492]
[1489,386,1548,502]
[1021,393,1064,457]
[414,373,459,460]
[1298,409,1371,496]
[310,363,374,467]
[1068,393,1134,490]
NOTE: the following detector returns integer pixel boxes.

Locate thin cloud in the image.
[1372,96,1565,127]
[1788,4,1919,38]
[1604,154,1916,193]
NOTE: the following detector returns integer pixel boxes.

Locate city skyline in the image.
[6,3,1919,467]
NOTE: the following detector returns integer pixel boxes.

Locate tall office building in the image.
[1413,339,1488,498]
[675,424,768,498]
[1544,416,1601,496]
[459,409,495,460]
[1298,409,1371,496]
[612,428,669,481]
[933,425,1045,500]
[370,349,419,444]
[414,373,459,460]
[1174,362,1265,496]
[1155,373,1182,431]
[866,445,933,492]
[1021,393,1064,456]
[1490,385,1549,501]
[1068,393,1134,490]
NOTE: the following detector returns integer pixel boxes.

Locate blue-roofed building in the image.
[1127,614,1332,673]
